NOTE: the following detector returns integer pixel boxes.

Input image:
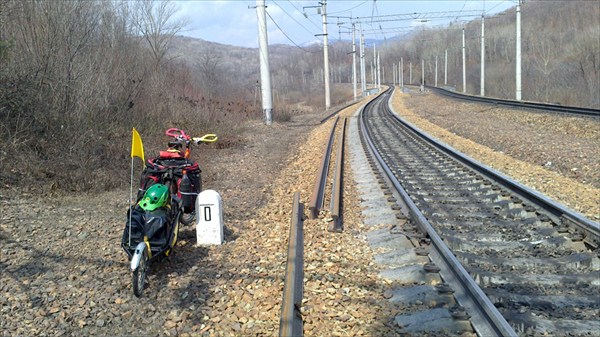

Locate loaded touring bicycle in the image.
[122,128,217,297]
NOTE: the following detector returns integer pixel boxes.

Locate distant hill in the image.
[169,35,258,78]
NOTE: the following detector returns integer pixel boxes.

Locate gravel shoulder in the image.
[1,106,400,337]
[1,90,598,337]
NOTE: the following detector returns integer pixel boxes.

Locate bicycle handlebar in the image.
[165,128,190,140]
[192,134,218,144]
[165,128,218,144]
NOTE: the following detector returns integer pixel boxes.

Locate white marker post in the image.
[195,190,224,245]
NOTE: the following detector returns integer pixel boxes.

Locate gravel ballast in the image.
[395,89,599,221]
[1,89,598,336]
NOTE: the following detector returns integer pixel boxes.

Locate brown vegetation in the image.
[0,1,354,192]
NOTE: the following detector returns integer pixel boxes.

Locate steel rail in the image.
[279,192,305,337]
[424,85,600,117]
[359,88,518,337]
[320,100,364,124]
[308,116,339,219]
[391,88,600,247]
[329,117,347,232]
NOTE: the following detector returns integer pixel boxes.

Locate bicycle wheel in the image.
[180,174,201,226]
[132,246,148,297]
[180,212,195,225]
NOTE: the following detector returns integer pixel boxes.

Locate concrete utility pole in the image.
[360,27,366,96]
[352,23,357,101]
[480,14,485,96]
[377,52,381,90]
[256,0,272,125]
[435,55,438,87]
[516,1,522,100]
[400,58,404,87]
[370,60,374,87]
[409,61,412,84]
[395,63,398,87]
[444,49,448,86]
[421,59,425,86]
[372,44,376,87]
[321,0,331,110]
[462,28,467,93]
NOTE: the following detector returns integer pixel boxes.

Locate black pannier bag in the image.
[136,155,201,213]
[122,206,172,253]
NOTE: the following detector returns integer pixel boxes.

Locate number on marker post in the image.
[195,190,223,245]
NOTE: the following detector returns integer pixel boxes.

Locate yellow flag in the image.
[131,128,145,162]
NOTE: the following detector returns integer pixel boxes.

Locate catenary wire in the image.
[328,0,369,15]
[265,10,320,53]
[286,0,323,31]
[272,1,320,36]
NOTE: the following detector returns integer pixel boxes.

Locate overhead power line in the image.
[273,1,319,36]
[338,25,413,35]
[265,10,320,53]
[334,8,485,40]
[486,0,511,14]
[286,0,322,31]
[327,0,369,15]
[346,10,483,25]
[285,0,322,31]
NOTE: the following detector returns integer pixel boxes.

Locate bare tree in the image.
[569,28,600,108]
[531,33,560,102]
[196,50,223,99]
[131,0,187,71]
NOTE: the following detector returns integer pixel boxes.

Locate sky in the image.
[174,0,519,48]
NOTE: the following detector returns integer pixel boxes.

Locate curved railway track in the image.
[423,85,600,117]
[359,87,600,336]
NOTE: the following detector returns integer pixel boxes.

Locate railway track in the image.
[423,85,600,117]
[280,113,346,336]
[359,87,600,336]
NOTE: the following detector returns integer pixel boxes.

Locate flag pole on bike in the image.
[130,128,145,247]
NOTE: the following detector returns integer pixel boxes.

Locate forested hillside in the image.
[0,1,351,192]
[377,1,599,107]
[167,0,599,111]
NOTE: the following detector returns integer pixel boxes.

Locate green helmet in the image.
[138,184,169,211]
